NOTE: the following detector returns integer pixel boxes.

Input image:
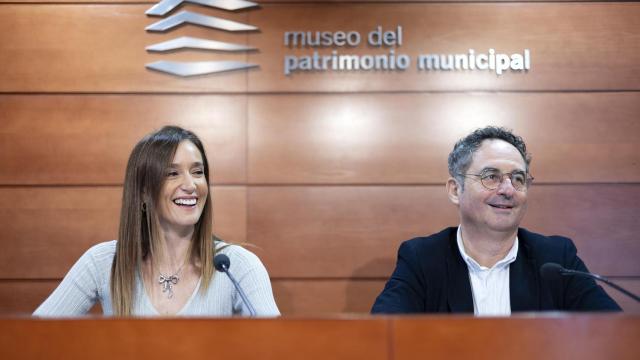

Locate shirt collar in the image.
[456,226,518,272]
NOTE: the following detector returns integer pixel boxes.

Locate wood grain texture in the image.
[2,277,639,316]
[609,279,640,315]
[273,278,640,315]
[272,279,386,315]
[0,317,637,360]
[1,4,639,92]
[0,185,636,281]
[0,0,587,3]
[248,92,640,184]
[275,278,640,315]
[0,280,57,315]
[248,185,640,278]
[0,278,386,315]
[393,316,640,360]
[259,0,589,2]
[0,186,247,279]
[248,3,640,92]
[212,186,248,244]
[522,184,640,276]
[3,93,638,185]
[0,5,252,92]
[1,0,639,322]
[248,185,458,278]
[0,318,389,360]
[0,95,247,185]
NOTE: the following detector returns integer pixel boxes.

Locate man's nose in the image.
[496,175,516,196]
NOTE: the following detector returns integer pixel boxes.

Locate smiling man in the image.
[371,127,621,314]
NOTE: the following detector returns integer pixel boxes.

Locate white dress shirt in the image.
[457,226,518,316]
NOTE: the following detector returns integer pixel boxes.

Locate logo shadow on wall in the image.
[145,0,259,77]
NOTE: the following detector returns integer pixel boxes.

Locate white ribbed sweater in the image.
[34,241,280,317]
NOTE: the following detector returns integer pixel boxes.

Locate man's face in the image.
[449,139,529,235]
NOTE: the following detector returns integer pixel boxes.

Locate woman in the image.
[34,126,279,316]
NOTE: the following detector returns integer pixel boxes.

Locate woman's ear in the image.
[141,190,150,212]
[446,177,461,205]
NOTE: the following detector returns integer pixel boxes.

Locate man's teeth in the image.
[174,198,197,206]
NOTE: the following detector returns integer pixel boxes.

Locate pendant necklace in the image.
[158,256,187,299]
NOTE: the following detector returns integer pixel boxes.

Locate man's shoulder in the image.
[400,227,457,257]
[517,228,576,258]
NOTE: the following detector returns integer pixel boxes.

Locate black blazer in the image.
[371,227,621,313]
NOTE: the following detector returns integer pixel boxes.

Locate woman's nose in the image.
[180,174,196,191]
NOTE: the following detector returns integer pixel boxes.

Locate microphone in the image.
[214,253,257,316]
[540,263,565,282]
[540,262,639,302]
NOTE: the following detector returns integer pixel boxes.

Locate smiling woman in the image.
[156,141,209,236]
[33,126,280,317]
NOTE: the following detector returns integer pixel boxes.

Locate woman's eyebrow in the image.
[169,161,203,167]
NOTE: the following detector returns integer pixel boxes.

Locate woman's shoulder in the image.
[214,241,264,267]
[85,240,117,256]
[78,240,117,268]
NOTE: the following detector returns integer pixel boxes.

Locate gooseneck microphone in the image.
[214,253,257,316]
[540,263,640,302]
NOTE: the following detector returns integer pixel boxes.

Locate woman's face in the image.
[156,140,209,235]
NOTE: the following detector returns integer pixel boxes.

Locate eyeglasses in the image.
[458,170,534,192]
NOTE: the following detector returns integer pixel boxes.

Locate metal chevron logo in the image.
[147,36,256,52]
[145,0,258,77]
[146,11,257,32]
[146,0,257,16]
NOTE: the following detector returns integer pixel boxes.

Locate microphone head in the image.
[540,262,565,281]
[214,254,230,272]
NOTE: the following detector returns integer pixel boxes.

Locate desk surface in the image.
[1,314,638,360]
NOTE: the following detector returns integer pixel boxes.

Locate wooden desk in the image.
[393,315,639,360]
[0,315,637,360]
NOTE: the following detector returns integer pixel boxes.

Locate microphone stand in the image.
[218,262,258,316]
[560,269,640,302]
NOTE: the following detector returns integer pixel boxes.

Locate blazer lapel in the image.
[446,230,474,313]
[510,232,541,312]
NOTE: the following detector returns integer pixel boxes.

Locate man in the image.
[371,127,620,314]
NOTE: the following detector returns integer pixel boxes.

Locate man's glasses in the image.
[458,170,534,192]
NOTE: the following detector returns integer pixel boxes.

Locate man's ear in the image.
[446,177,461,205]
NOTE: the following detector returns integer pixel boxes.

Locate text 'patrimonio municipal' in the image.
[283,26,530,76]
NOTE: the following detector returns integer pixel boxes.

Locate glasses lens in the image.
[480,171,529,191]
[510,172,527,190]
[480,171,501,190]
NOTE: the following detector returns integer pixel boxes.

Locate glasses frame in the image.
[457,170,534,192]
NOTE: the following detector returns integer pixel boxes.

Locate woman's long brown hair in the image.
[110,126,214,316]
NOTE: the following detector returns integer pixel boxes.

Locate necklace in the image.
[157,257,187,299]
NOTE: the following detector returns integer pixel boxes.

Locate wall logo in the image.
[145,0,259,77]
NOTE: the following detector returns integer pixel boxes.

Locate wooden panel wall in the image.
[0,1,638,316]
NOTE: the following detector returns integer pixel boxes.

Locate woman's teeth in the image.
[174,198,196,206]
